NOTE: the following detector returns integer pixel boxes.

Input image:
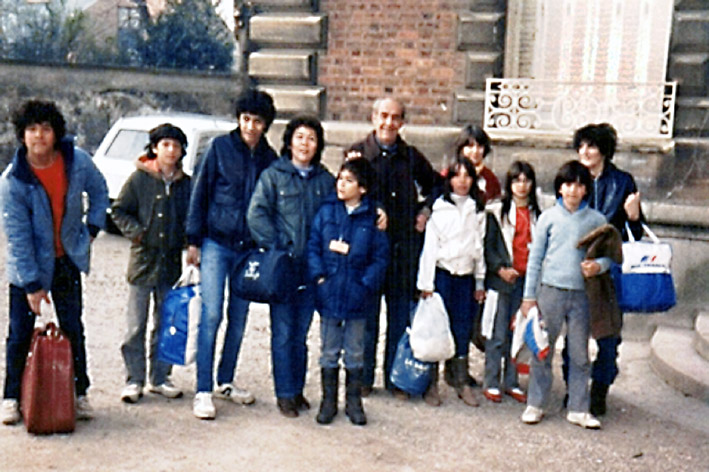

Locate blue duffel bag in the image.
[390,330,433,395]
[611,223,676,313]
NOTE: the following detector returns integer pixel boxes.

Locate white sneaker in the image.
[76,395,94,420]
[1,399,21,425]
[149,381,183,399]
[193,392,216,420]
[521,405,544,424]
[567,411,601,429]
[120,383,143,403]
[214,383,255,405]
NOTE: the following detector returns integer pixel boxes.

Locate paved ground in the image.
[0,233,707,472]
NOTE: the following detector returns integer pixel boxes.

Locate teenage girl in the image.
[482,161,541,404]
[417,158,486,407]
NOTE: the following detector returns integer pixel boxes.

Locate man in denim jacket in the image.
[0,100,108,425]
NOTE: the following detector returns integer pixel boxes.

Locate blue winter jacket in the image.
[0,138,109,292]
[186,129,277,250]
[307,195,389,320]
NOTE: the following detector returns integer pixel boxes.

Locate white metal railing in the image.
[483,78,677,142]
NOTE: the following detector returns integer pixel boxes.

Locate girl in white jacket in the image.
[417,158,486,407]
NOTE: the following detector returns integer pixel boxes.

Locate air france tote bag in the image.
[611,223,676,313]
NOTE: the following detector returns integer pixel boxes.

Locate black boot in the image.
[445,358,478,387]
[316,367,339,425]
[345,368,367,426]
[589,382,609,417]
[452,357,479,407]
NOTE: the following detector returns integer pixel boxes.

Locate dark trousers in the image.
[435,268,476,358]
[362,297,381,388]
[382,291,416,391]
[562,335,622,387]
[3,257,89,399]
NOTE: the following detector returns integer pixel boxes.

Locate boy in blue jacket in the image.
[307,158,389,426]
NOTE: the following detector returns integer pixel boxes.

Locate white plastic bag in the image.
[409,293,455,362]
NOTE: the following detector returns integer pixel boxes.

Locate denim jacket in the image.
[0,138,109,292]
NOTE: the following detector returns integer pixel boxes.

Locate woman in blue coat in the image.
[247,116,335,418]
[307,158,389,425]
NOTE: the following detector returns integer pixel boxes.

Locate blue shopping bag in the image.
[157,267,201,365]
[390,330,433,395]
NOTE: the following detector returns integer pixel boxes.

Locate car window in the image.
[105,129,149,161]
[190,131,225,172]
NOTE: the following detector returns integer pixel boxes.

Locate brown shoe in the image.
[456,385,479,407]
[505,388,527,404]
[483,388,502,403]
[277,397,299,418]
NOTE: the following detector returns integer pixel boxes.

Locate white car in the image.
[93,113,237,201]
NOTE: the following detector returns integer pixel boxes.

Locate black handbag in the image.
[233,248,298,303]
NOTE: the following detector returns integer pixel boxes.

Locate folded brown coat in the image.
[577,224,623,339]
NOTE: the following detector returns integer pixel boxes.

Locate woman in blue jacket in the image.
[247,116,335,418]
[307,158,389,425]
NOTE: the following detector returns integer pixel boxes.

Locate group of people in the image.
[0,92,642,431]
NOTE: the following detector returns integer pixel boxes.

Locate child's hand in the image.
[624,191,641,221]
[186,245,200,267]
[580,260,601,278]
[344,150,362,161]
[498,267,519,284]
[474,290,486,303]
[520,299,536,318]
[420,290,434,299]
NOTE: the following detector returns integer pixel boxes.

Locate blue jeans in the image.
[121,283,172,386]
[320,317,366,369]
[196,238,250,393]
[484,277,524,390]
[4,257,89,399]
[528,285,591,413]
[269,285,315,399]
[435,269,476,358]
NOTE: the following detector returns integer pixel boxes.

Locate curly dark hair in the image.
[235,89,276,131]
[12,100,66,146]
[280,115,325,166]
[573,123,617,161]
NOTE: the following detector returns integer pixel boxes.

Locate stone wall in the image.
[0,61,246,169]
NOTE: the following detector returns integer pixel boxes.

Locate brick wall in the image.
[319,0,469,125]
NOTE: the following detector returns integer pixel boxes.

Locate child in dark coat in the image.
[307,158,389,426]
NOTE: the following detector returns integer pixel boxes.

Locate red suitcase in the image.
[21,323,76,434]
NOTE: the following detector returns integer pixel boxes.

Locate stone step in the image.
[457,11,505,50]
[650,325,709,402]
[248,49,316,83]
[464,51,503,89]
[674,96,709,137]
[673,10,709,51]
[250,0,316,12]
[257,84,325,117]
[249,13,327,48]
[695,312,709,362]
[668,52,709,96]
[452,89,486,124]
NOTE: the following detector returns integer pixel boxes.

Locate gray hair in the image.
[372,97,406,121]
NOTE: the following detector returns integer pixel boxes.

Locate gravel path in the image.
[0,233,707,471]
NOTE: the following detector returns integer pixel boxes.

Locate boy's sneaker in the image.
[567,411,601,429]
[149,381,183,399]
[193,392,216,420]
[76,395,94,420]
[521,405,544,424]
[120,383,143,404]
[214,384,255,405]
[1,399,21,425]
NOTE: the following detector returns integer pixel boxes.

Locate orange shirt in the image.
[512,207,531,275]
[32,153,67,257]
